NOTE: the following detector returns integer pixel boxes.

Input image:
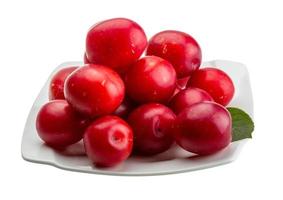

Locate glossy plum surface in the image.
[36,100,87,148]
[86,18,147,74]
[187,68,235,106]
[169,87,213,114]
[174,101,232,155]
[146,30,201,78]
[127,103,176,155]
[49,67,78,100]
[64,64,125,118]
[125,56,177,103]
[83,115,133,167]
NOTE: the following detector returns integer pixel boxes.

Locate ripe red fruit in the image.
[36,100,88,148]
[49,66,78,100]
[169,87,214,114]
[125,56,177,103]
[83,116,133,167]
[86,18,147,74]
[64,64,125,118]
[187,68,235,106]
[127,103,176,155]
[174,101,232,155]
[146,30,201,78]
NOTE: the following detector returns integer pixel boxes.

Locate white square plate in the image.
[21,60,253,176]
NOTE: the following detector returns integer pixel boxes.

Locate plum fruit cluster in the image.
[36,18,235,167]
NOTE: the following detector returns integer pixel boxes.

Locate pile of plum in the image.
[36,18,235,167]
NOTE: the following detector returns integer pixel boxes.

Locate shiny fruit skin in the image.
[125,56,177,104]
[83,115,133,167]
[187,68,235,106]
[174,101,232,155]
[64,64,125,118]
[169,87,214,114]
[36,100,87,148]
[127,103,176,155]
[86,18,147,74]
[49,67,78,100]
[146,30,201,78]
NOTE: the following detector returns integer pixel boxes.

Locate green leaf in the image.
[227,107,254,142]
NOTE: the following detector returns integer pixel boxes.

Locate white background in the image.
[0,0,282,199]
